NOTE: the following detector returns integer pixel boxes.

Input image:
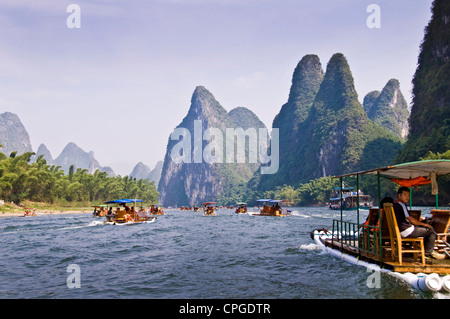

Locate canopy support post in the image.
[377,171,382,262]
[436,193,439,210]
[340,176,343,222]
[356,174,360,226]
[409,188,412,210]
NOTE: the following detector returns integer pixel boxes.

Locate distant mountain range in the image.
[157,52,409,205]
[0,112,33,155]
[0,58,412,206]
[256,53,403,191]
[130,161,163,185]
[0,112,162,185]
[0,52,411,206]
[1,0,447,206]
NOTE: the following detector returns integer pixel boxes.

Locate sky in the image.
[0,0,434,176]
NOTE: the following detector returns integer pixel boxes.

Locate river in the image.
[0,206,447,300]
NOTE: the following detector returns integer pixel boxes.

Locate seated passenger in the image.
[393,186,445,260]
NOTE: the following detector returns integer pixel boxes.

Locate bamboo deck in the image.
[323,238,450,275]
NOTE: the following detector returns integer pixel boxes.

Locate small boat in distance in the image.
[329,185,372,210]
[23,208,36,217]
[149,204,165,215]
[203,202,217,216]
[92,204,108,217]
[104,199,156,225]
[235,202,248,214]
[252,199,291,217]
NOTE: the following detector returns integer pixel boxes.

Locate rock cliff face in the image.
[158,86,266,206]
[257,54,324,190]
[363,79,409,140]
[396,0,450,162]
[256,53,402,191]
[31,143,53,165]
[298,53,402,179]
[53,142,103,174]
[0,112,33,156]
[130,160,163,185]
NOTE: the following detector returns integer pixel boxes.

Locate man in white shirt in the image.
[392,186,445,260]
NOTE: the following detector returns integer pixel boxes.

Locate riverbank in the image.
[0,200,92,218]
[0,209,91,218]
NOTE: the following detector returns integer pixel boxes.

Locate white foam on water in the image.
[299,243,321,251]
[87,220,105,227]
[290,211,310,218]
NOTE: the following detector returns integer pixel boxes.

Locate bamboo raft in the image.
[320,235,450,275]
[314,160,450,277]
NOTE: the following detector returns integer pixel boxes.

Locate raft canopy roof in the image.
[332,160,450,196]
[256,199,287,205]
[332,160,450,179]
[105,199,143,204]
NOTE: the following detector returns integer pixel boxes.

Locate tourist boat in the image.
[149,204,165,215]
[329,184,373,210]
[235,202,248,214]
[23,209,36,217]
[203,202,217,216]
[311,160,450,294]
[92,204,108,217]
[251,199,291,217]
[103,199,156,225]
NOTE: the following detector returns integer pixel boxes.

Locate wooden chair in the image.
[383,203,425,265]
[431,209,450,253]
[359,209,379,252]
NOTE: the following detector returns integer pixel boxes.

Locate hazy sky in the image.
[0,0,433,176]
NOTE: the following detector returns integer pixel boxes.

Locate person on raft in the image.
[393,186,445,260]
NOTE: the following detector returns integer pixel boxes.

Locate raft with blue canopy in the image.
[103,198,154,224]
[253,199,290,216]
[105,199,143,204]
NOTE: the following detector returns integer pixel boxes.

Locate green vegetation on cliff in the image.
[363,79,409,140]
[396,0,450,162]
[258,54,324,190]
[0,151,159,205]
[285,53,402,183]
[158,86,267,206]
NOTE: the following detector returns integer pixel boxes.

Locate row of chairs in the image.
[363,204,450,265]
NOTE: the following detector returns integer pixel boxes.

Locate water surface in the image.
[0,207,446,299]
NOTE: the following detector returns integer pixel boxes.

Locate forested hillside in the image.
[396,0,450,162]
[0,151,159,205]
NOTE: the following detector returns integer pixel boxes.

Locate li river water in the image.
[0,206,448,300]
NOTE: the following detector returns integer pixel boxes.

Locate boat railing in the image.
[332,219,382,261]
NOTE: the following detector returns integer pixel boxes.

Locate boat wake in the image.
[298,243,322,251]
[86,220,105,227]
[60,220,105,230]
[290,211,310,218]
[103,218,157,226]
